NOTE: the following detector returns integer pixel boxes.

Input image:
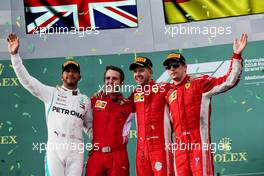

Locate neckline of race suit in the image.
[60,85,80,95]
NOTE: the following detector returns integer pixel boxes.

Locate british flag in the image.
[24,0,138,34]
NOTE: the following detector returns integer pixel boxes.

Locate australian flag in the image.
[24,0,138,34]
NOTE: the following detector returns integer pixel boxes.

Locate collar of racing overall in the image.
[60,85,80,95]
[172,75,190,88]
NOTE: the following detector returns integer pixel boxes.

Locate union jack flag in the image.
[24,0,138,34]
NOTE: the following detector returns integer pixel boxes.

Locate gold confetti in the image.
[99,58,102,65]
[16,21,21,28]
[206,11,210,17]
[91,48,97,52]
[241,100,246,105]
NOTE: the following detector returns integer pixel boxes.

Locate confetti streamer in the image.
[10,165,14,171]
[256,95,262,100]
[124,48,130,52]
[32,126,37,133]
[14,104,19,108]
[91,48,97,52]
[246,108,253,112]
[0,64,4,75]
[16,160,21,169]
[8,146,18,155]
[13,93,21,99]
[6,121,12,125]
[185,14,192,19]
[206,11,210,17]
[246,90,253,96]
[229,96,237,103]
[78,11,84,15]
[43,68,47,74]
[220,167,226,174]
[9,127,13,132]
[178,48,183,53]
[120,65,124,68]
[22,112,31,118]
[65,56,75,60]
[99,58,102,65]
[241,100,246,105]
[27,44,35,53]
[16,21,21,28]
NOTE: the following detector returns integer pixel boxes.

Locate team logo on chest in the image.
[134,92,144,102]
[95,100,107,109]
[185,82,191,89]
[152,85,159,93]
[168,90,177,104]
[79,97,86,110]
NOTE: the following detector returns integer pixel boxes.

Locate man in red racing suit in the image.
[129,57,174,176]
[164,34,247,176]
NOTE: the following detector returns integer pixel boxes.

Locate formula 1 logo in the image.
[156,60,230,83]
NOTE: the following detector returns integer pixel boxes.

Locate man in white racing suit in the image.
[7,33,92,176]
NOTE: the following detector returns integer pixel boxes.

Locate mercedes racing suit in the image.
[11,54,92,176]
[131,80,174,176]
[86,94,134,176]
[166,53,242,176]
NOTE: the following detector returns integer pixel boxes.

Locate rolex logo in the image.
[219,137,232,152]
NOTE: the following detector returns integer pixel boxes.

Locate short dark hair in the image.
[104,65,125,82]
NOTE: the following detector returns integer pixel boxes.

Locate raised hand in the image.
[233,33,248,55]
[7,33,20,55]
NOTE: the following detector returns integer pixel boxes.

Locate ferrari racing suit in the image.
[166,53,243,176]
[131,80,174,176]
[86,94,134,176]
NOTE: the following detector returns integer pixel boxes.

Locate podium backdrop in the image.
[1,40,264,176]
